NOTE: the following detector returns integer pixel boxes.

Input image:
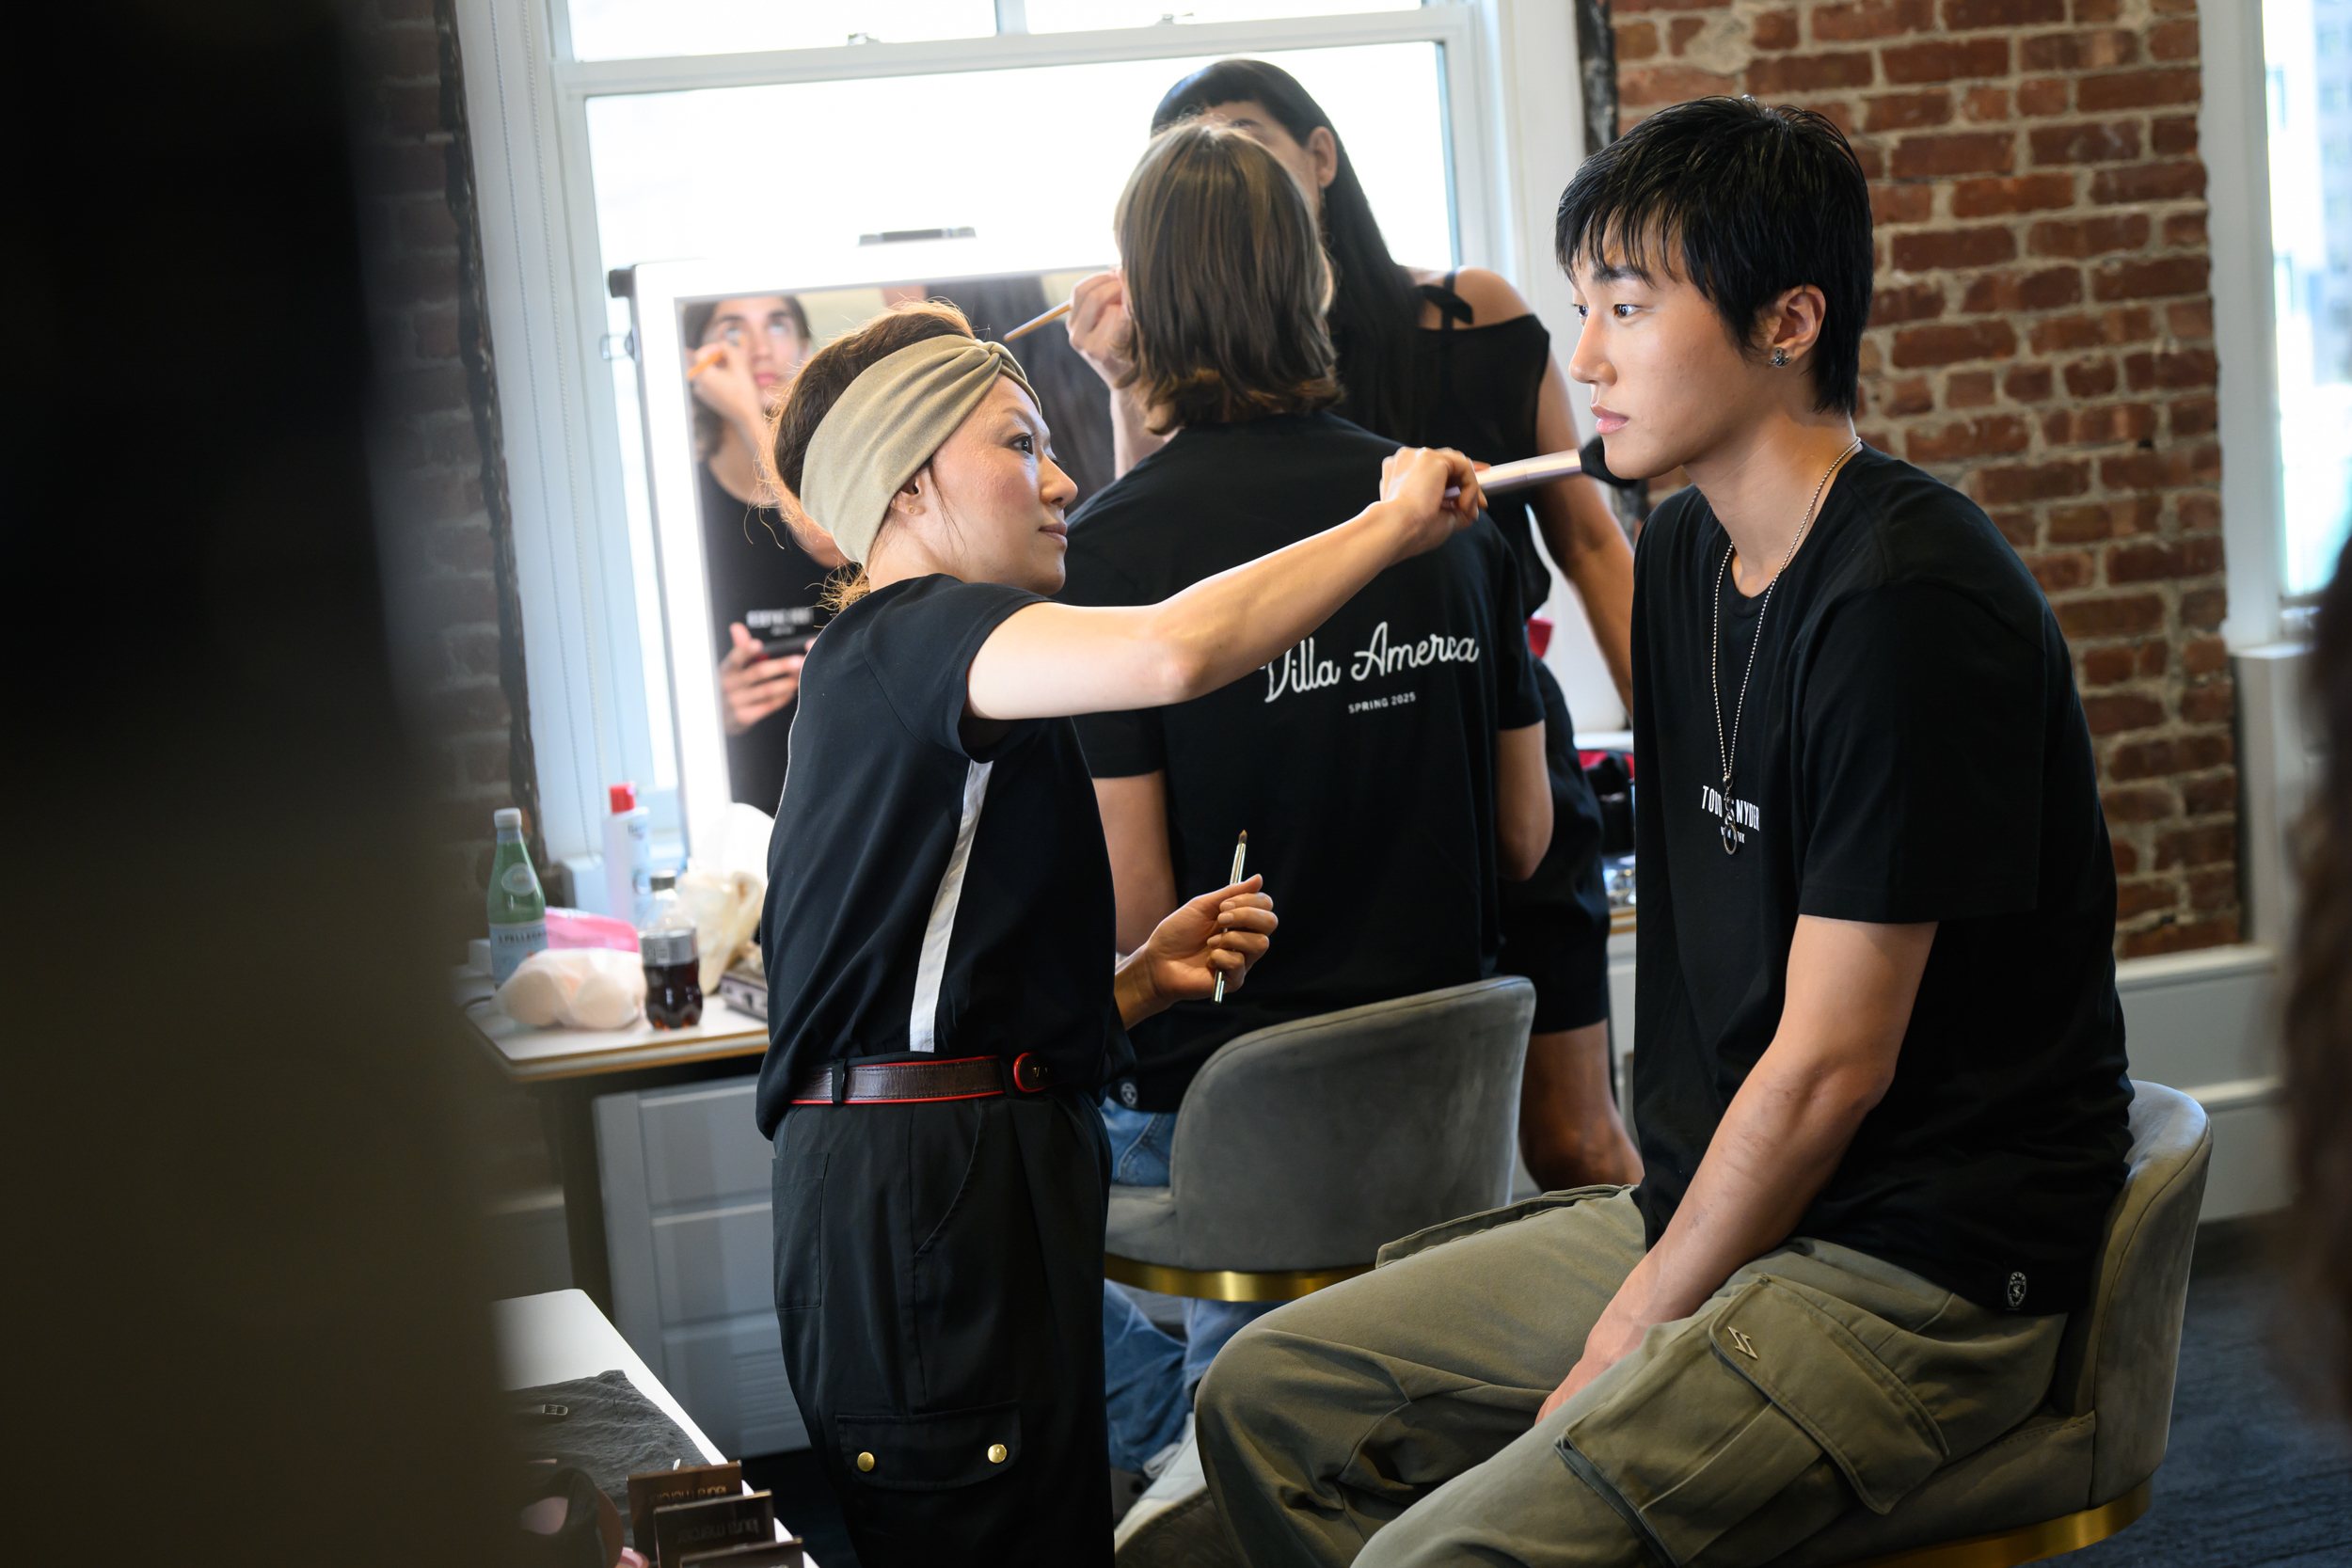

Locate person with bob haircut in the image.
[1188,96,2134,1568]
[752,295,1488,1567]
[1071,58,1644,1197]
[1055,119,1552,1548]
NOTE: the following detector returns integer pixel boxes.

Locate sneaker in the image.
[1114,1414,1229,1563]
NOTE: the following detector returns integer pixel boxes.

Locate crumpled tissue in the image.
[498,947,645,1030]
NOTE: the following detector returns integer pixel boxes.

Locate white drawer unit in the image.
[596,1076,810,1454]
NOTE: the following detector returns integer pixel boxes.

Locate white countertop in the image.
[462,981,769,1082]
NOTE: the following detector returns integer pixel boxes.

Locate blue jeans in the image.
[1099,1102,1279,1471]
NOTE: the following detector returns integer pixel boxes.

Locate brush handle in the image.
[1444,450,1585,500]
[1002,300,1073,341]
[1212,839,1248,1004]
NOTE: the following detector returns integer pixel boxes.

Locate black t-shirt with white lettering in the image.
[1059,413,1543,1112]
[754,575,1133,1137]
[1629,447,2133,1314]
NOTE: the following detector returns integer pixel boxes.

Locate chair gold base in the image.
[1839,1479,2152,1568]
[1104,1252,1371,1302]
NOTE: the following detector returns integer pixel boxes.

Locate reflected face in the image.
[1567,253,1764,481]
[701,294,809,408]
[905,379,1076,595]
[1197,100,1335,202]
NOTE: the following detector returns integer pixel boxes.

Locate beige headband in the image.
[799,333,1040,564]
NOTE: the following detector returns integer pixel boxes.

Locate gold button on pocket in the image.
[988,1443,1008,1464]
[856,1451,876,1472]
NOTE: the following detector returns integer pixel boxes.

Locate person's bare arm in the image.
[1539,914,1938,1419]
[966,448,1482,721]
[1097,772,1182,953]
[1495,721,1552,881]
[1065,271,1168,478]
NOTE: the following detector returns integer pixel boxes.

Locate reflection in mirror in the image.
[668,270,1113,816]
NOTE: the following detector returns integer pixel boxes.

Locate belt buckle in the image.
[1010,1053,1050,1093]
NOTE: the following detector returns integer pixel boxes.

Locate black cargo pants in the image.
[771,1085,1114,1567]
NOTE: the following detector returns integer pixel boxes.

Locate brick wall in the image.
[347,0,547,951]
[1615,0,2235,956]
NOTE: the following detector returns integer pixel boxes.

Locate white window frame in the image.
[451,0,1586,863]
[2201,0,2290,649]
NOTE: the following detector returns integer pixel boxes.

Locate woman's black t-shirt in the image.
[1338,281,1553,621]
[1059,413,1543,1111]
[754,575,1134,1137]
[1629,447,2134,1313]
[699,465,834,814]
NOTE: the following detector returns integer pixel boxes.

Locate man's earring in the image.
[1771,348,1790,368]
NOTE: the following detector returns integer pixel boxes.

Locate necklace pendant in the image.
[1721,816,1741,856]
[1719,780,1741,856]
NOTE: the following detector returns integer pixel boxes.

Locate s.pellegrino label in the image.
[490,919,548,984]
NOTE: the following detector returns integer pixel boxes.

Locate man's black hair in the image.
[1555,97,1872,415]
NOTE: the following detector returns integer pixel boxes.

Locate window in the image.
[453,0,1588,863]
[2267,0,2352,596]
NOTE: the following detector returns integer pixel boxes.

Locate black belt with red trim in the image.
[789,1053,1056,1105]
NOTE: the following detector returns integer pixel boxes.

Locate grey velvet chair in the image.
[1771,1078,2213,1568]
[1104,977,1536,1302]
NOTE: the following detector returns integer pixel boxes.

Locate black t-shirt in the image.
[1059,413,1544,1111]
[1629,447,2133,1313]
[753,575,1133,1137]
[699,465,834,814]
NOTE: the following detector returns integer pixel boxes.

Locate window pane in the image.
[1023,0,1420,31]
[2267,0,2352,595]
[584,41,1452,276]
[566,0,994,62]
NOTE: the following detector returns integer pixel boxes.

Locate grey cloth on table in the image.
[510,1369,709,1511]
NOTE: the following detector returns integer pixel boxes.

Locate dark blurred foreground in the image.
[10,3,512,1562]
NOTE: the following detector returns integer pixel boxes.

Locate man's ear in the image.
[1306,125,1340,192]
[1766,285,1829,364]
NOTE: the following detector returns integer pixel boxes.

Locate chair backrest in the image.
[1162,977,1537,1273]
[2047,1079,2211,1505]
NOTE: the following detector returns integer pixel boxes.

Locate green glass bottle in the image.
[487,807,548,984]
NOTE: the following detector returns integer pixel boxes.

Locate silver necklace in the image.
[1708,439,1861,856]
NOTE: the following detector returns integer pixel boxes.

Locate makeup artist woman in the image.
[754,301,1486,1566]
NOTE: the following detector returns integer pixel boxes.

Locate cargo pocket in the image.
[771,1154,824,1313]
[835,1402,1021,1491]
[1376,1185,1624,1268]
[1561,1279,1947,1566]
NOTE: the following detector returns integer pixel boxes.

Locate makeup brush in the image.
[687,343,726,378]
[1213,830,1248,1005]
[1003,300,1073,341]
[1443,449,1585,501]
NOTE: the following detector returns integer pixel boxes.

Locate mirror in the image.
[624,254,1110,854]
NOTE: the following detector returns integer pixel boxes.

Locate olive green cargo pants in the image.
[1195,1189,2064,1568]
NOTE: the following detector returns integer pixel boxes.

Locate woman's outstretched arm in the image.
[965,447,1484,721]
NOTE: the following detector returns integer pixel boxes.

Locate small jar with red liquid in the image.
[641,927,703,1029]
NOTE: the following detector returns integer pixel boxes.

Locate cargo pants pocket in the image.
[1375,1185,1627,1268]
[1560,1278,1948,1567]
[771,1149,825,1313]
[834,1402,1022,1491]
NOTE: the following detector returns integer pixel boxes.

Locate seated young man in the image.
[1056,121,1551,1525]
[1189,97,2137,1567]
